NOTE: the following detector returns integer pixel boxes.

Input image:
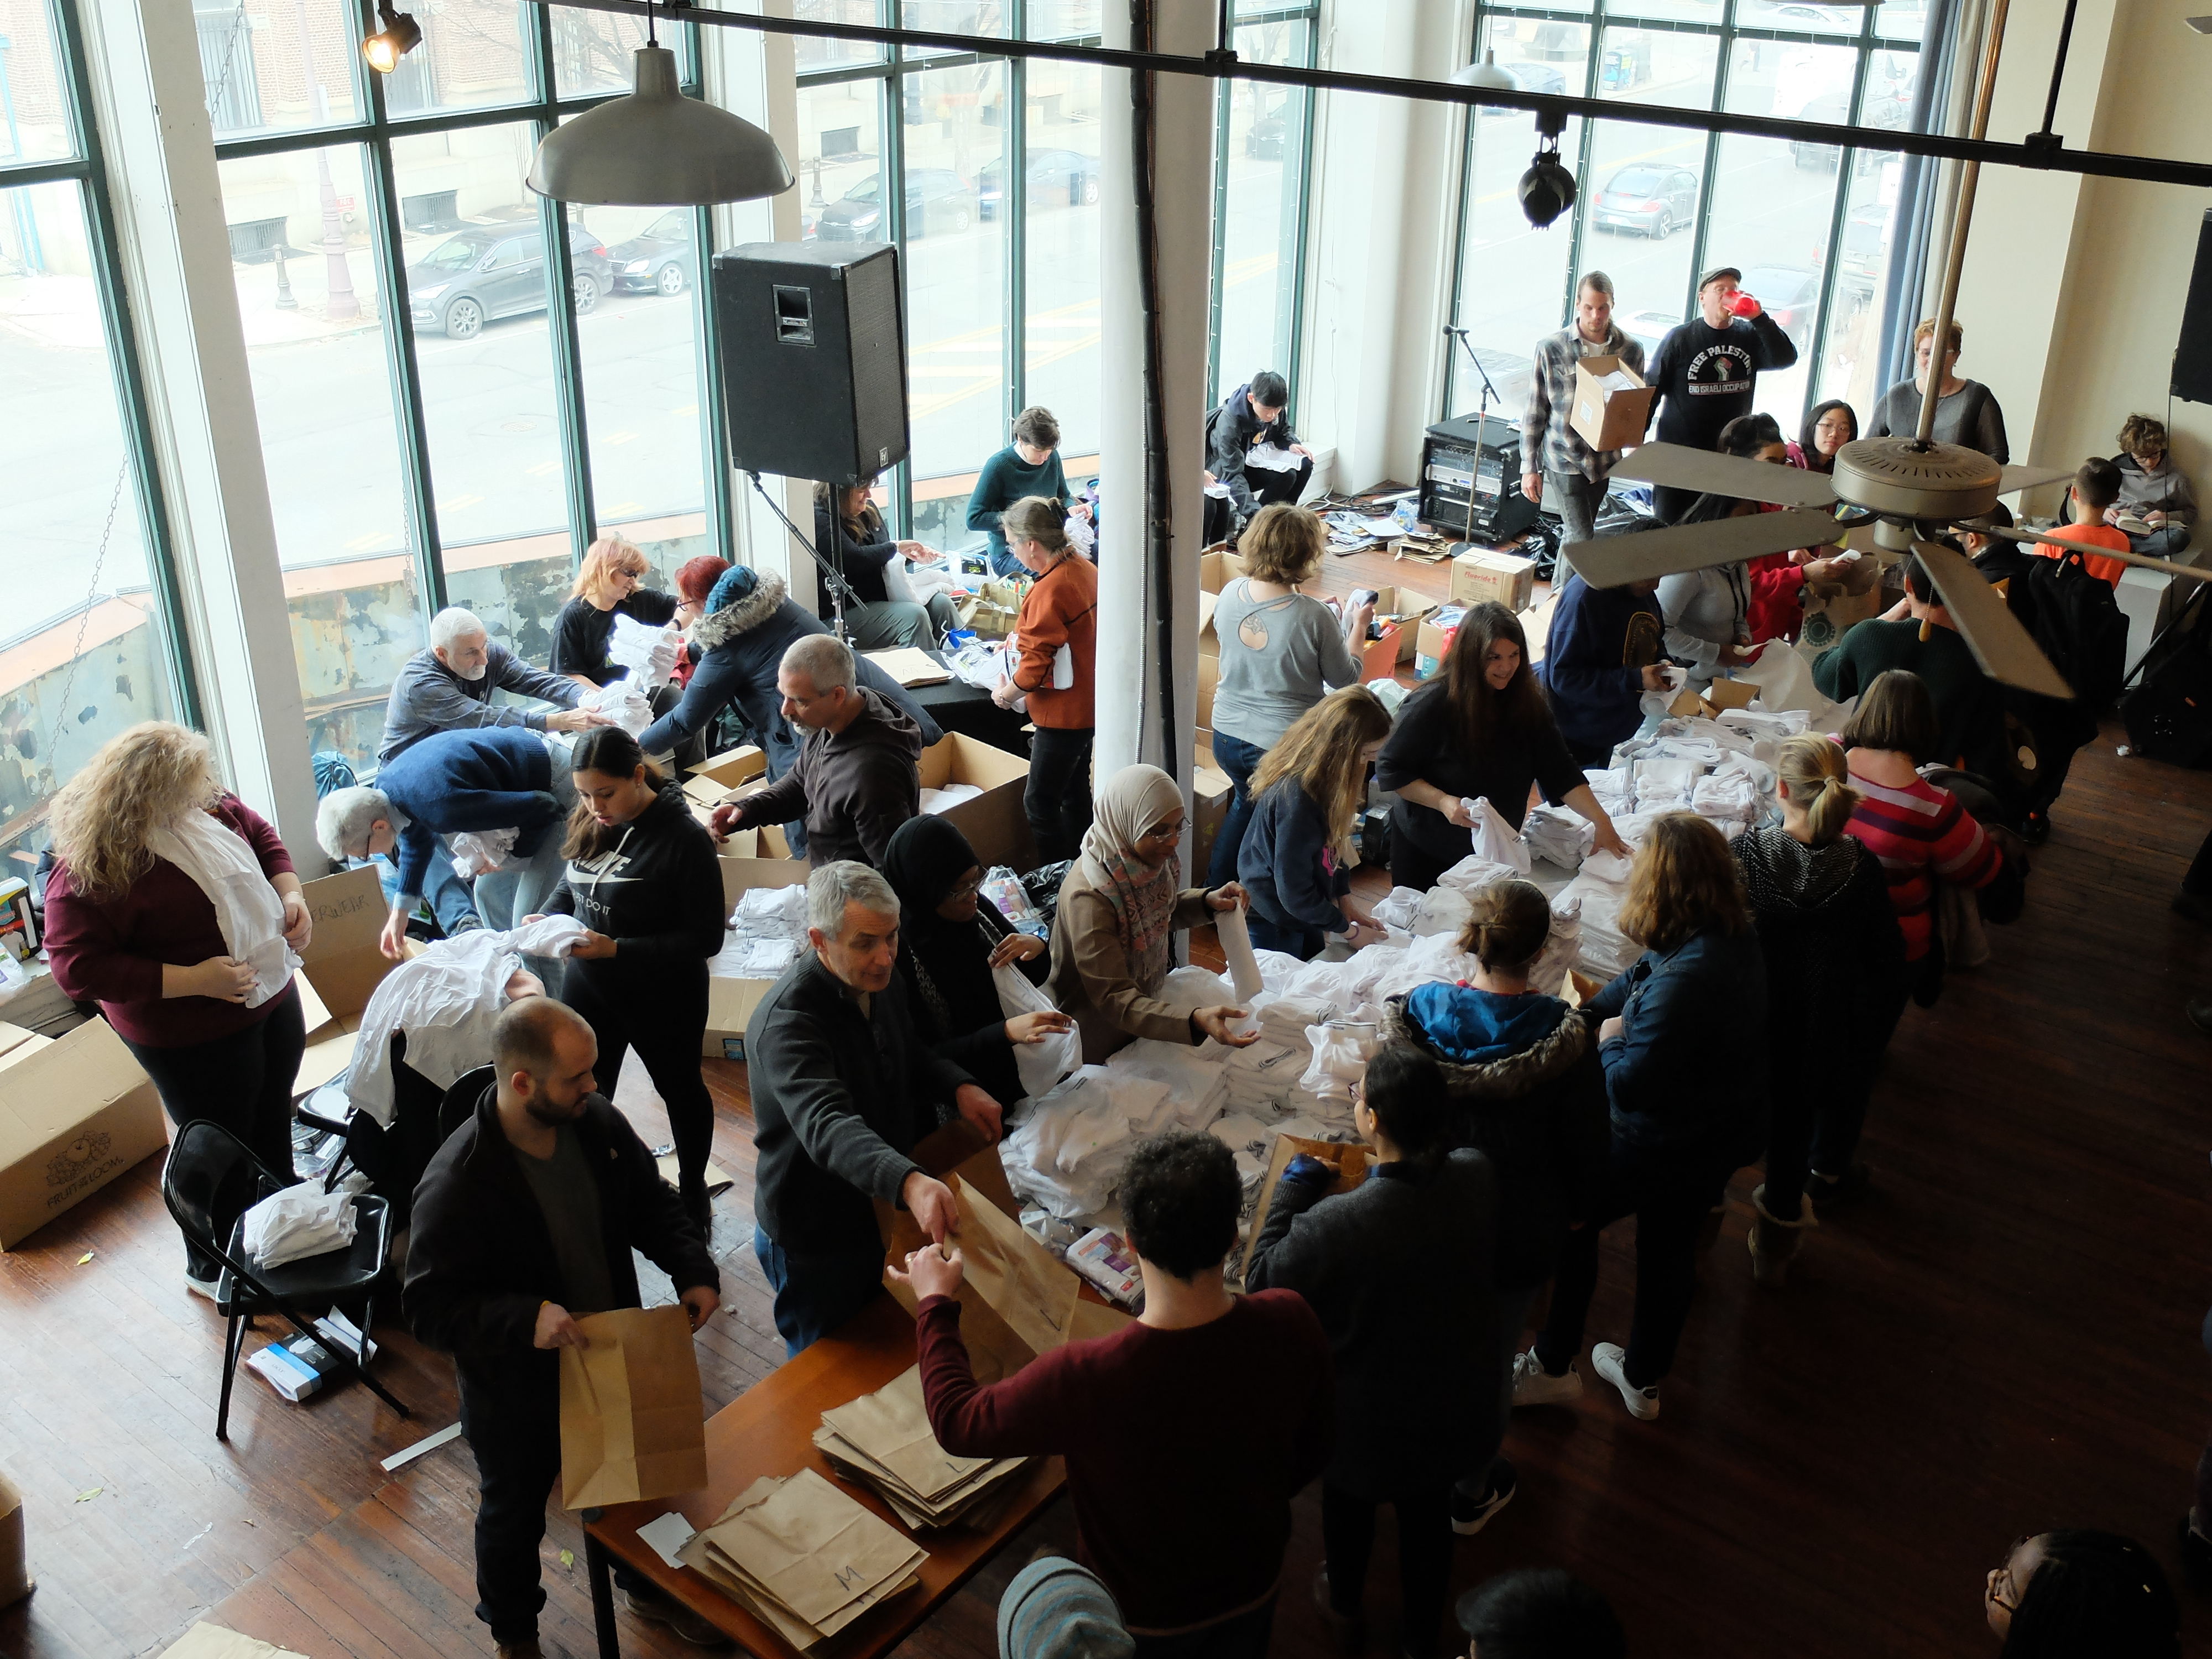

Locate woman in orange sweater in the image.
[993,495,1099,860]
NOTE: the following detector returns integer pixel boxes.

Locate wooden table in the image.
[581,1123,1068,1658]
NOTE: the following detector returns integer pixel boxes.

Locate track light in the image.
[1519,106,1574,228]
[363,0,421,73]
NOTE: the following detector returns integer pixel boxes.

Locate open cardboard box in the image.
[921,733,1032,870]
[293,864,404,1096]
[681,744,766,813]
[1568,354,1655,453]
[0,1016,168,1250]
[705,853,813,1061]
[1353,584,1439,680]
[1199,548,1248,596]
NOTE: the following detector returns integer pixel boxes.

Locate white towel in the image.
[146,810,300,1010]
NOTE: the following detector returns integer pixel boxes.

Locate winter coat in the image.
[1584,924,1767,1155]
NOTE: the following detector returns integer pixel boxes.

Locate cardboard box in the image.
[863,647,950,688]
[1449,549,1537,613]
[681,744,766,812]
[1351,584,1439,679]
[704,854,813,1060]
[1197,649,1220,732]
[1199,549,1248,596]
[1357,623,1404,683]
[1190,760,1234,881]
[920,733,1032,870]
[1415,608,1467,670]
[293,865,402,1095]
[1568,354,1656,454]
[1704,675,1758,712]
[0,1016,168,1250]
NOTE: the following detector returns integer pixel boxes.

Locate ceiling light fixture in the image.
[1451,49,1520,90]
[526,2,795,205]
[362,0,421,73]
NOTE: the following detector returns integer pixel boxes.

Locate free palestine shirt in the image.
[1647,313,1800,452]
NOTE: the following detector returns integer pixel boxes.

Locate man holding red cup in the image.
[1644,265,1800,523]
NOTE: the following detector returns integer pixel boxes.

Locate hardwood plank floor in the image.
[3,570,2209,1655]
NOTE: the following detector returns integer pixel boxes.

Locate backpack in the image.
[2004,549,2130,754]
[2118,581,2212,768]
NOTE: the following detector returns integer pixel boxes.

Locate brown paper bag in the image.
[880,1164,1082,1379]
[559,1305,707,1507]
[943,1173,1080,1357]
[820,1365,993,1503]
[686,1469,924,1632]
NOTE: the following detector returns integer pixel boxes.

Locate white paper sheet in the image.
[1214,902,1266,1001]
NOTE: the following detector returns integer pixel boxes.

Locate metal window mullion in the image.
[1282,23,1316,426]
[1561,15,1600,332]
[1801,41,1875,413]
[883,36,911,536]
[1679,25,1729,327]
[1204,54,1233,403]
[0,156,93,187]
[680,20,733,561]
[1439,5,1483,421]
[53,0,202,727]
[1006,46,1025,433]
[530,2,596,557]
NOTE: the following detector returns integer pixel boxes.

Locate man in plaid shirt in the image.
[1520,272,1645,545]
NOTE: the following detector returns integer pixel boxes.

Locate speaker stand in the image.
[746,469,864,644]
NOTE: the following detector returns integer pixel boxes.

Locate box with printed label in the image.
[0,1017,167,1250]
[1448,549,1537,613]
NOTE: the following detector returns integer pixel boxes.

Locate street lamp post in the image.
[289,0,360,320]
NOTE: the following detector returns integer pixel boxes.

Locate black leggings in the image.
[1762,973,1912,1219]
[129,985,306,1279]
[1321,1483,1454,1659]
[1026,726,1095,863]
[561,962,714,1201]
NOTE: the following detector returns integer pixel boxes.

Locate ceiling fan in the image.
[1563,0,2210,701]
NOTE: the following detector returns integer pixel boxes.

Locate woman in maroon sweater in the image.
[45,723,313,1292]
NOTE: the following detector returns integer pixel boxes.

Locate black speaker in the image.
[712,241,909,484]
[2178,210,2212,405]
[1418,413,1542,542]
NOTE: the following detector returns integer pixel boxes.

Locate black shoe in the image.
[2188,1001,2212,1039]
[1805,1163,1871,1207]
[2019,811,2051,846]
[2177,890,2212,930]
[1450,1459,1517,1535]
[2180,1515,2212,1591]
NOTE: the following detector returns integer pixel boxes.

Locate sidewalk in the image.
[0,258,384,353]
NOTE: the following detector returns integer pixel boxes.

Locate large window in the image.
[795,0,1317,556]
[1445,0,1923,440]
[2,0,193,865]
[200,3,723,768]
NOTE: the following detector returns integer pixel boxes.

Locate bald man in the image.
[404,998,723,1658]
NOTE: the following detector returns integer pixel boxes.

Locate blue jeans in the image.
[1247,911,1326,961]
[1206,728,1267,889]
[753,1227,887,1357]
[374,838,481,937]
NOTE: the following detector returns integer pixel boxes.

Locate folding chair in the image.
[160,1119,411,1441]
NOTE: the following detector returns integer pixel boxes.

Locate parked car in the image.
[976,149,1100,220]
[815,168,979,241]
[1247,105,1293,159]
[1480,61,1567,116]
[1740,0,1867,27]
[1591,164,1698,237]
[606,210,695,296]
[1790,64,1915,170]
[405,222,613,340]
[1837,200,1893,305]
[1738,264,1822,348]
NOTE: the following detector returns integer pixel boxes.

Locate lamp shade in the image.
[1452,49,1521,90]
[527,45,795,206]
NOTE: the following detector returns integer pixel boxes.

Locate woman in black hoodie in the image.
[541,727,727,1231]
[1731,732,1905,1287]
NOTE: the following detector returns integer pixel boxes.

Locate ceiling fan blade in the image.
[1563,508,1845,588]
[1608,443,1839,509]
[1974,521,2212,585]
[1909,539,2074,701]
[1995,462,2074,494]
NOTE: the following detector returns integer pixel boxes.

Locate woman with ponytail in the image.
[538,726,727,1232]
[1730,733,1904,1286]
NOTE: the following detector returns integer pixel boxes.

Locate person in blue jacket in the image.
[638,564,945,858]
[314,726,570,961]
[1236,686,1392,959]
[1515,812,1766,1423]
[1540,554,1671,769]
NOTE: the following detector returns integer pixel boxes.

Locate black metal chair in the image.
[294,1032,451,1227]
[436,1064,495,1147]
[160,1119,410,1441]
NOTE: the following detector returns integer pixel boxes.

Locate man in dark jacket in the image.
[708,634,924,868]
[403,997,722,1659]
[638,566,942,858]
[1204,369,1313,541]
[747,860,1003,1354]
[1539,566,1671,766]
[1644,267,1799,521]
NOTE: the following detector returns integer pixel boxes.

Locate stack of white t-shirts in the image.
[581,676,654,737]
[1528,891,1583,997]
[1411,884,1472,940]
[712,932,798,979]
[447,827,517,877]
[242,1175,363,1267]
[1558,870,1637,978]
[1582,764,1634,817]
[1522,805,1593,873]
[1254,949,1312,995]
[607,613,681,688]
[1632,755,1701,811]
[1001,1067,1165,1221]
[733,884,810,942]
[1299,1019,1378,1112]
[1207,1112,1276,1227]
[344,914,588,1124]
[1369,887,1425,931]
[1718,707,1809,743]
[1251,992,1332,1051]
[1437,855,1520,896]
[1692,760,1764,826]
[918,783,984,815]
[1222,1040,1311,1114]
[1101,1039,1228,1131]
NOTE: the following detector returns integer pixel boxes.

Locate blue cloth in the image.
[1404,982,1571,1065]
[706,564,761,613]
[1537,571,1665,756]
[998,1559,1134,1659]
[751,1225,888,1358]
[375,727,560,901]
[1584,924,1767,1151]
[1238,780,1351,938]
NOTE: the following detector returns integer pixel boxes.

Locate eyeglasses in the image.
[947,875,984,901]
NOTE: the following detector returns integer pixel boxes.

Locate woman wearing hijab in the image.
[1047,764,1260,1063]
[881,817,1072,1109]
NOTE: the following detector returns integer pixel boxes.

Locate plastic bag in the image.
[448,827,517,877]
[994,962,1080,1102]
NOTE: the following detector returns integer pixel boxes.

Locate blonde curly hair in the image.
[49,722,221,902]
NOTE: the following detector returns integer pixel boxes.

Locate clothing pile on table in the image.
[241,1173,367,1267]
[580,677,655,737]
[918,783,984,816]
[712,884,809,980]
[1000,1066,1175,1221]
[1522,805,1593,872]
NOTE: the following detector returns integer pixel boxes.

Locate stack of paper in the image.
[676,1467,925,1648]
[812,1365,1030,1530]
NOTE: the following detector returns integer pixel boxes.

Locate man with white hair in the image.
[745,861,1004,1353]
[707,634,923,868]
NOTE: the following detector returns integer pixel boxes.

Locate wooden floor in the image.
[5,545,2211,1657]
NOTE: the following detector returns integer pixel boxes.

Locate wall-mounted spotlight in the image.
[1519,105,1574,228]
[363,0,422,73]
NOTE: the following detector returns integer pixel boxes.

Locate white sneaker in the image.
[1510,1348,1583,1407]
[185,1271,221,1301]
[1592,1342,1660,1420]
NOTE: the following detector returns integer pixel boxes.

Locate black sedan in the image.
[605,210,695,295]
[404,222,615,340]
[977,149,1100,220]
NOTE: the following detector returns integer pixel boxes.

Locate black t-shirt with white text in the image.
[1646,313,1799,452]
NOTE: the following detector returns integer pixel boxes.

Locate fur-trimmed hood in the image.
[1383,992,1594,1102]
[687,570,789,652]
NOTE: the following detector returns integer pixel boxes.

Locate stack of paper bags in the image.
[675,1467,925,1648]
[812,1364,1030,1530]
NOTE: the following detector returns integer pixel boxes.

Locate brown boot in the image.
[1747,1183,1814,1288]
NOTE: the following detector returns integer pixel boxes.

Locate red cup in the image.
[1729,291,1759,317]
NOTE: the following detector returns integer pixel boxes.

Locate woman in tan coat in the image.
[1047,764,1259,1063]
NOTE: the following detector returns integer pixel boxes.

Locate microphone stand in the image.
[1443,324,1504,549]
[745,469,865,643]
